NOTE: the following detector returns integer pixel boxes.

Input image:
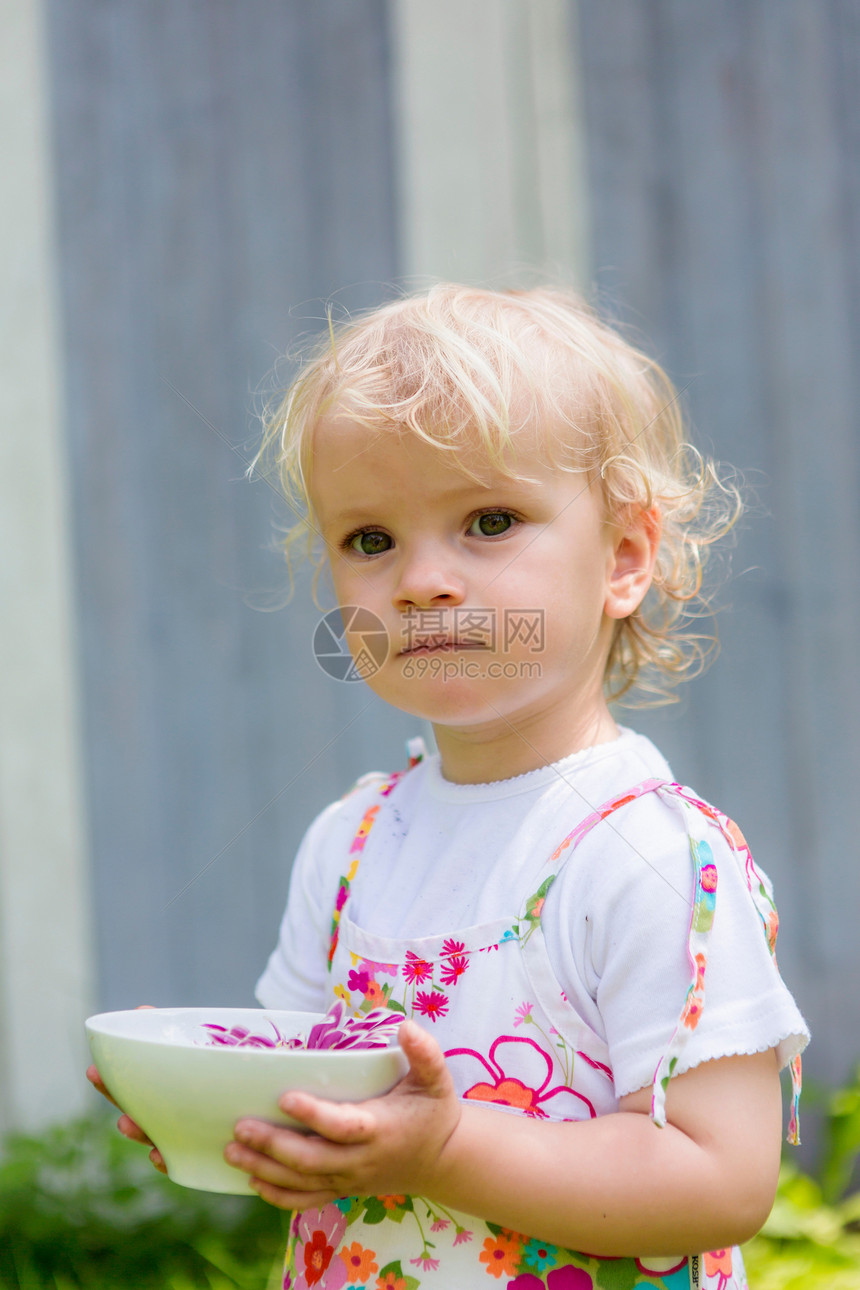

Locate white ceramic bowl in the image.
[86,1007,408,1194]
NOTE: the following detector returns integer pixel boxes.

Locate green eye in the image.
[350,531,391,555]
[471,512,513,537]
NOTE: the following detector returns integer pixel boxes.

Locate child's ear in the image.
[604,506,661,620]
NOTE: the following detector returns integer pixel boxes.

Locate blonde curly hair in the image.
[255,284,741,705]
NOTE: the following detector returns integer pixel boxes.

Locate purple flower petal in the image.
[201,1000,403,1054]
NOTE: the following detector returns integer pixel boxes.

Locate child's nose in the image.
[392,549,466,610]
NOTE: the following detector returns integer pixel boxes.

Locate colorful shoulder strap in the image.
[550,779,802,1143]
[327,738,426,969]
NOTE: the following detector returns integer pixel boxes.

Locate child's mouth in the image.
[399,640,488,657]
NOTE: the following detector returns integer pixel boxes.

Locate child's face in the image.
[309,416,652,757]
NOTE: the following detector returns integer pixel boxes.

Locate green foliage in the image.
[819,1062,860,1204]
[2,1067,860,1289]
[743,1165,860,1289]
[742,1063,860,1288]
[0,1108,287,1289]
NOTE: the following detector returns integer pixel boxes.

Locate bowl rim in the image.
[84,1006,405,1056]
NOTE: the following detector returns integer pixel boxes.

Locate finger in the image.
[399,1020,454,1097]
[225,1137,352,1201]
[117,1113,154,1147]
[149,1146,168,1174]
[276,1092,376,1145]
[86,1064,120,1108]
[232,1118,309,1166]
[248,1176,337,1212]
[233,1116,365,1174]
[226,1139,331,1190]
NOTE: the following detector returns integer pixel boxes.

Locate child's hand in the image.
[224,1020,460,1210]
[86,1004,167,1174]
[85,1062,167,1173]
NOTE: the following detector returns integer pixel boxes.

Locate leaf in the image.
[361,1197,390,1225]
[592,1257,643,1290]
[337,1198,364,1225]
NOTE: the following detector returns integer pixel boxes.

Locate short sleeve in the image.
[549,790,810,1101]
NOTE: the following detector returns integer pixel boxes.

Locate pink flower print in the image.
[514,1001,534,1027]
[510,1269,593,1289]
[453,1227,473,1245]
[446,1035,597,1119]
[547,1264,594,1288]
[335,882,350,913]
[363,958,399,978]
[700,863,718,893]
[409,1254,440,1272]
[441,938,465,957]
[415,990,449,1022]
[430,1218,450,1232]
[440,954,468,986]
[294,1205,348,1289]
[347,968,370,994]
[403,950,432,984]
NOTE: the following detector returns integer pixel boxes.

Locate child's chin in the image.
[380,675,522,726]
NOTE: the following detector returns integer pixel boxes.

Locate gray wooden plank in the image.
[577,0,860,1088]
[46,0,413,1012]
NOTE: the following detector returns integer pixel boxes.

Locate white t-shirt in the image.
[257,727,809,1098]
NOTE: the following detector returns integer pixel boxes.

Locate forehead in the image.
[308,412,582,499]
[306,415,605,538]
[307,420,497,522]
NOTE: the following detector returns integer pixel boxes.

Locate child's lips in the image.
[398,640,488,657]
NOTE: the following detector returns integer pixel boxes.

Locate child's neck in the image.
[433,704,620,785]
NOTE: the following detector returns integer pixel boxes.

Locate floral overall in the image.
[283,760,801,1290]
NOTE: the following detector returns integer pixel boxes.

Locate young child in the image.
[96,285,809,1289]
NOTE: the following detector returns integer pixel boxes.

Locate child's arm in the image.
[225,1020,782,1256]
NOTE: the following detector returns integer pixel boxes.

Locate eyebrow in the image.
[323,478,543,524]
